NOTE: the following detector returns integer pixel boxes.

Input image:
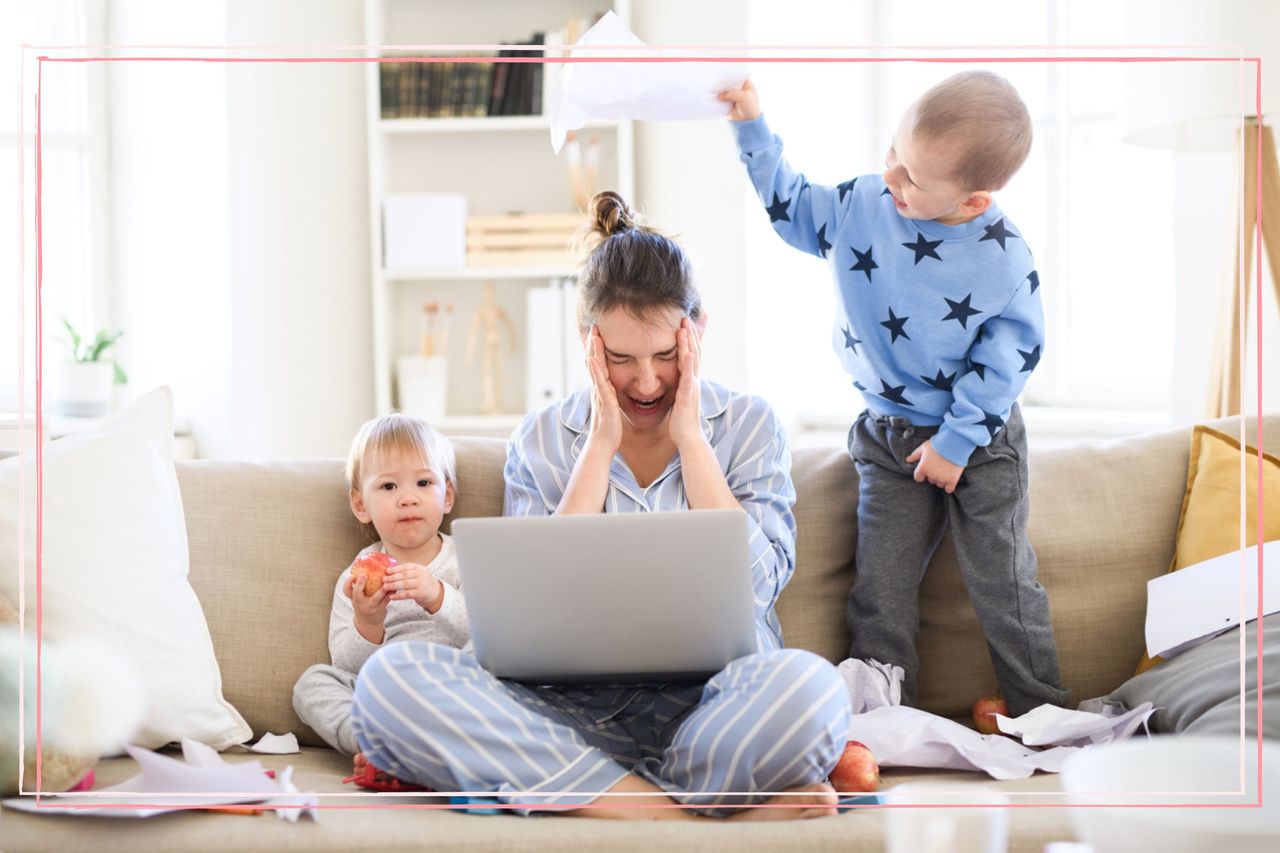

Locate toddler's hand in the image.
[906,439,964,494]
[385,562,446,615]
[718,79,761,122]
[345,572,390,643]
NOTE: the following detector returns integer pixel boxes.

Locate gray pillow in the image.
[1101,614,1278,738]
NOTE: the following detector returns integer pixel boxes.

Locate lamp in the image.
[1121,0,1280,418]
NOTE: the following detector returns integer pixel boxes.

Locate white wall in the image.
[223,0,372,459]
[109,0,234,456]
[632,0,749,392]
[110,0,372,459]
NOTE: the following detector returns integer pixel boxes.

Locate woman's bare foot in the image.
[558,775,700,820]
[556,775,838,821]
[727,782,839,821]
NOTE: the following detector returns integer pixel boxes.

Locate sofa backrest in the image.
[177,417,1278,745]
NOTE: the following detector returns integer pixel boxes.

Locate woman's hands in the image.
[584,325,624,455]
[668,316,705,452]
[385,562,446,614]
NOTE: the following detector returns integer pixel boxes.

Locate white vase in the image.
[54,362,115,417]
[395,355,448,421]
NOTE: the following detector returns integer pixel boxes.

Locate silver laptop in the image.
[452,510,756,683]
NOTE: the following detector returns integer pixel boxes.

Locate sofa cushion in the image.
[1103,614,1278,738]
[0,387,250,750]
[1170,425,1280,569]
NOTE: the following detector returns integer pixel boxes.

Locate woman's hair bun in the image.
[591,190,636,239]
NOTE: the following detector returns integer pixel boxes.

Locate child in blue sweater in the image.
[721,71,1069,715]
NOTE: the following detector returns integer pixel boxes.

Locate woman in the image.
[351,192,850,820]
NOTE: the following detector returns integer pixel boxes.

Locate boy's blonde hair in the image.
[912,71,1032,192]
[345,413,457,494]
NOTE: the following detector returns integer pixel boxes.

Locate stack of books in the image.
[378,14,604,120]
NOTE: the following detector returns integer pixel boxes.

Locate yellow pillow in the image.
[1135,424,1280,673]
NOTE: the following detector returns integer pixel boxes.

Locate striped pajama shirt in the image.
[351,380,851,814]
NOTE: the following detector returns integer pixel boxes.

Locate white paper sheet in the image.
[1145,540,1279,659]
[995,702,1155,747]
[1,743,318,820]
[850,705,1080,780]
[549,11,748,152]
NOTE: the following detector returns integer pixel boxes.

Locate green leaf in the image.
[59,316,83,361]
[87,329,123,362]
[112,360,128,385]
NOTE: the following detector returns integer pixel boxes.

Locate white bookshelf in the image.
[363,0,634,435]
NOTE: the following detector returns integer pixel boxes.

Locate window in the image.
[743,0,1179,435]
[1,1,109,414]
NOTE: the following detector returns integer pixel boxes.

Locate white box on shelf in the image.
[396,355,449,422]
[383,194,467,271]
[526,286,565,410]
[525,282,588,410]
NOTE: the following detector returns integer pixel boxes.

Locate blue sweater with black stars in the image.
[733,115,1044,467]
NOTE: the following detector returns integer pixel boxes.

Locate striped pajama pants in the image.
[350,642,851,816]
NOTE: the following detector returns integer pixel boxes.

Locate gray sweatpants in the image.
[846,405,1070,716]
[292,664,361,755]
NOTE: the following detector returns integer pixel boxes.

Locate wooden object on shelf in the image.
[466,213,582,268]
[465,282,519,415]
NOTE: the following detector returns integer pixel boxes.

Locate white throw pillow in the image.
[0,387,251,750]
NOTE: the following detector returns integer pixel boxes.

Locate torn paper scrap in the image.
[269,765,319,823]
[1145,540,1278,659]
[849,705,1079,780]
[550,11,748,152]
[996,702,1155,748]
[180,737,225,768]
[248,732,300,755]
[837,657,904,714]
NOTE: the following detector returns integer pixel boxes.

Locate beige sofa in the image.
[5,414,1275,852]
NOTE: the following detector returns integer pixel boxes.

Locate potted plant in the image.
[54,317,128,417]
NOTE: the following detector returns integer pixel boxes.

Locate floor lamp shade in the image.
[1121,0,1280,418]
[1121,0,1279,151]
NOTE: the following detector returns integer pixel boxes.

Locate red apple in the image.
[353,552,397,596]
[972,695,1009,735]
[829,739,880,793]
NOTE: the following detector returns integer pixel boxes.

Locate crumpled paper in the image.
[549,11,748,153]
[850,704,1079,780]
[997,702,1155,748]
[838,656,904,714]
[837,657,1154,779]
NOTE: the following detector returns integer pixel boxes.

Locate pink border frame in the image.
[12,42,1267,814]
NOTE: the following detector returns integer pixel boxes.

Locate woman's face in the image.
[593,305,687,433]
